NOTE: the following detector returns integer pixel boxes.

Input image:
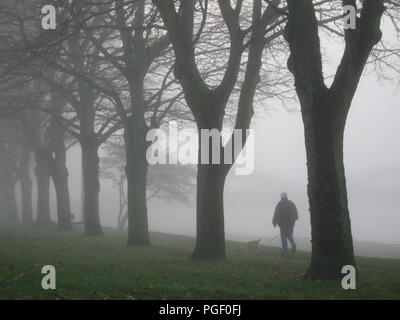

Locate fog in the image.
[2,0,400,302]
[51,71,399,259]
[18,20,396,259]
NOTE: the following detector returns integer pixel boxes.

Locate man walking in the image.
[272,192,298,255]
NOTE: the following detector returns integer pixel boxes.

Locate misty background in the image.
[17,71,398,259]
[8,2,400,259]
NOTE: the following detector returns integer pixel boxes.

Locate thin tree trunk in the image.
[49,123,72,231]
[34,152,53,225]
[81,140,103,236]
[117,177,126,230]
[19,146,33,224]
[51,166,72,231]
[75,83,103,236]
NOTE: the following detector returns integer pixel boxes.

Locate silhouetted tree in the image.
[19,88,73,231]
[65,0,185,245]
[284,0,386,280]
[154,0,282,259]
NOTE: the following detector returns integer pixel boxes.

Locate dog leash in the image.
[260,234,280,245]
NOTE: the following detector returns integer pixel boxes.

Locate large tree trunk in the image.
[284,0,385,280]
[191,163,226,259]
[191,115,228,260]
[125,130,150,246]
[81,139,103,236]
[34,153,53,225]
[19,146,34,224]
[124,59,151,245]
[76,83,103,236]
[302,96,355,280]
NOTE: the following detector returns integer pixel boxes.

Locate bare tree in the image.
[153,0,284,259]
[65,0,184,245]
[283,0,389,280]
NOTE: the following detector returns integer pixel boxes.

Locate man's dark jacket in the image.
[272,199,298,230]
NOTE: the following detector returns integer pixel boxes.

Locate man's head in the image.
[280,192,288,200]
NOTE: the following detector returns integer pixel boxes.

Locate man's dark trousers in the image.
[280,225,296,254]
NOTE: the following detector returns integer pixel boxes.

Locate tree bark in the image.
[35,171,51,224]
[51,162,72,231]
[302,94,355,280]
[74,82,104,236]
[284,0,385,280]
[49,121,72,231]
[125,130,150,246]
[117,176,126,230]
[19,146,34,224]
[34,152,53,225]
[81,139,103,236]
[191,163,226,259]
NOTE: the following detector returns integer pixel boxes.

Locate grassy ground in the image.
[0,222,399,300]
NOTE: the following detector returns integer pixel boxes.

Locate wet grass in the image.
[0,222,399,300]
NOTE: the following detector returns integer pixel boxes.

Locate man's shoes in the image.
[281,251,288,256]
[291,245,297,254]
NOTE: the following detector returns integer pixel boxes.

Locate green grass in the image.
[0,222,399,300]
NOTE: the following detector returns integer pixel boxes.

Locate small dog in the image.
[247,238,262,249]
